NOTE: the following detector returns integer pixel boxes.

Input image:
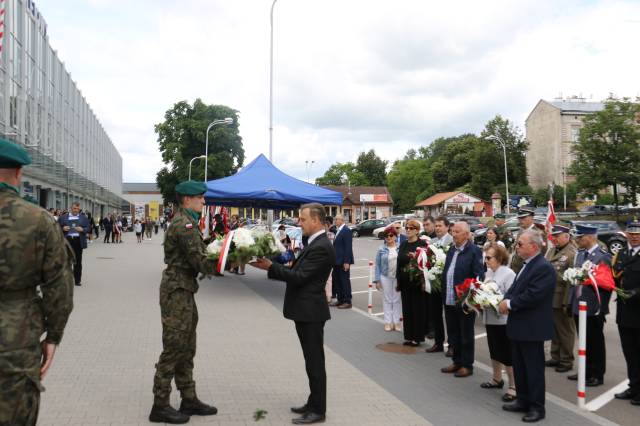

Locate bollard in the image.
[367,260,374,315]
[577,301,587,408]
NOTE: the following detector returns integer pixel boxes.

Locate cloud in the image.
[36,0,640,185]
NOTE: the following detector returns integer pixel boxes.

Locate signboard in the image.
[451,194,470,203]
[134,203,145,220]
[149,201,159,221]
[359,194,388,202]
[509,195,533,209]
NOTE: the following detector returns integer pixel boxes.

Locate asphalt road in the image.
[347,234,635,426]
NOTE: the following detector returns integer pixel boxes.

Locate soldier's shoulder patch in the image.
[186,223,193,229]
[559,255,567,262]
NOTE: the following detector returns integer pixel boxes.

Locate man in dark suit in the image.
[567,224,612,387]
[250,203,335,424]
[331,214,354,309]
[499,229,556,423]
[58,202,90,286]
[613,220,640,405]
[440,221,484,378]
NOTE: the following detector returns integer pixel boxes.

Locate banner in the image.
[149,201,159,221]
[134,203,145,220]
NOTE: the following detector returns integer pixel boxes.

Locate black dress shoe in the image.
[544,359,559,367]
[586,377,604,387]
[291,404,310,414]
[567,374,578,381]
[522,410,545,423]
[445,347,454,357]
[149,405,190,424]
[555,365,572,373]
[292,412,326,424]
[615,389,638,400]
[179,398,218,416]
[502,402,529,413]
[631,396,640,406]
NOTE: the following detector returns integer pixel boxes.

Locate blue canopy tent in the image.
[204,154,343,208]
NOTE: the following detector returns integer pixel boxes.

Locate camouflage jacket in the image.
[161,208,217,294]
[0,188,74,350]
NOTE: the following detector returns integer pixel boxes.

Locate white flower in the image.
[206,239,224,256]
[233,228,255,248]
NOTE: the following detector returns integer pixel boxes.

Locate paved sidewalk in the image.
[39,234,427,425]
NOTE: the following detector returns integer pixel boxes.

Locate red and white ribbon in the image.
[415,246,432,294]
[216,230,235,274]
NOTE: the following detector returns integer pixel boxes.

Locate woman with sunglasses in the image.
[373,225,402,331]
[396,219,427,346]
[481,243,517,402]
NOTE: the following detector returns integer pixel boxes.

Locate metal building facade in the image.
[1,0,124,216]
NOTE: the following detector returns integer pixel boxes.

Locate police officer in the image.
[544,225,577,373]
[509,207,545,273]
[0,138,74,425]
[150,180,219,424]
[567,224,611,387]
[493,213,514,250]
[613,220,640,405]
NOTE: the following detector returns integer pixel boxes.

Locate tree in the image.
[569,97,640,215]
[355,150,388,186]
[155,99,244,203]
[387,156,432,212]
[315,162,367,186]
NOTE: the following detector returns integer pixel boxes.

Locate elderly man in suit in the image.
[250,203,335,424]
[567,224,612,387]
[331,214,354,309]
[613,220,640,405]
[440,221,484,378]
[499,230,556,423]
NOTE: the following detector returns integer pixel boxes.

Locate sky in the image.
[36,0,640,184]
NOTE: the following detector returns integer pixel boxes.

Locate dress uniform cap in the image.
[0,137,32,168]
[551,224,571,235]
[517,207,535,218]
[494,213,506,219]
[175,180,207,196]
[626,220,640,234]
[574,224,598,237]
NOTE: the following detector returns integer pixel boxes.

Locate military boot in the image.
[149,404,190,424]
[179,398,218,416]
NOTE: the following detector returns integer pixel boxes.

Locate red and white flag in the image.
[545,199,556,240]
[0,1,6,59]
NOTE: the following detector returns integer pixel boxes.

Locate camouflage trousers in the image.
[152,288,198,406]
[0,347,42,426]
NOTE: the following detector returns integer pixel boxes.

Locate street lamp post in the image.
[188,155,207,181]
[305,160,315,183]
[485,134,510,214]
[204,118,234,182]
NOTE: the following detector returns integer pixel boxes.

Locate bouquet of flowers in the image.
[455,278,504,314]
[206,228,286,273]
[563,260,629,300]
[402,242,448,293]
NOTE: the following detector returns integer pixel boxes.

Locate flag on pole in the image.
[545,198,556,240]
[0,1,6,59]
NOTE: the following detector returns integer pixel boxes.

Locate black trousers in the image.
[618,326,640,393]
[444,305,475,368]
[295,321,326,415]
[424,292,431,336]
[332,266,351,304]
[429,293,445,346]
[66,237,83,284]
[512,340,545,412]
[103,229,111,243]
[574,314,606,380]
[400,286,426,342]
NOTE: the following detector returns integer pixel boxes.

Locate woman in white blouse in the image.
[481,243,517,402]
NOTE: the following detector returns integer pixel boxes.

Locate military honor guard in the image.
[544,225,577,373]
[613,220,640,405]
[510,208,546,273]
[150,180,219,424]
[494,213,514,250]
[0,138,75,425]
[567,224,612,387]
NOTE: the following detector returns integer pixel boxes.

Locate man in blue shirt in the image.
[59,202,89,286]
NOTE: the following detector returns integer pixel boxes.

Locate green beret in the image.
[494,213,506,219]
[0,138,32,168]
[175,180,207,196]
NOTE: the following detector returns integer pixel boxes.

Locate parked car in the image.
[567,220,627,254]
[579,205,611,216]
[473,216,546,246]
[350,218,390,237]
[373,220,423,239]
[271,217,299,230]
[446,215,485,232]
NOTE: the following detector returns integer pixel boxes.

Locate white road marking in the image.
[352,290,371,294]
[584,379,630,412]
[372,312,384,316]
[350,275,369,279]
[351,266,371,269]
[474,333,487,340]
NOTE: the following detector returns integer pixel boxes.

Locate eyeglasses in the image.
[394,227,401,230]
[485,255,494,260]
[405,226,418,230]
[516,241,530,247]
[385,234,395,238]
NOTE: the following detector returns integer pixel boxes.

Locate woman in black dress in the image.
[396,219,427,346]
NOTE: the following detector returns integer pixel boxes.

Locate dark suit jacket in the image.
[505,253,556,341]
[268,233,336,322]
[614,247,640,328]
[102,217,113,231]
[58,213,90,249]
[570,247,612,316]
[441,241,484,303]
[333,225,354,266]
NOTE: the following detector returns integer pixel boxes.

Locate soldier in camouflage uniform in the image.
[0,138,74,425]
[150,180,219,424]
[493,213,514,250]
[509,207,546,273]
